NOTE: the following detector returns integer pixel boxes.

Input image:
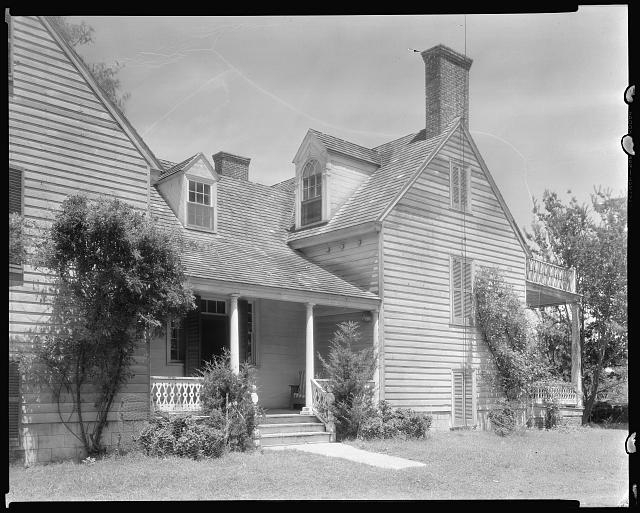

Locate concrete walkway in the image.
[264,442,426,470]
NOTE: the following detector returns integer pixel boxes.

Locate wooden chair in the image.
[289,369,306,410]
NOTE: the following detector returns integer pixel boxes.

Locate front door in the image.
[201,314,229,365]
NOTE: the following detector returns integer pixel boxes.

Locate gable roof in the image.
[150,176,379,304]
[288,119,459,242]
[305,129,381,165]
[39,16,164,173]
[157,153,216,182]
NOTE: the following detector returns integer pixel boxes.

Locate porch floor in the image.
[263,408,303,415]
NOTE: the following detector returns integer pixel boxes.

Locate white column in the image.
[302,302,315,414]
[570,301,583,408]
[230,294,240,375]
[372,308,380,403]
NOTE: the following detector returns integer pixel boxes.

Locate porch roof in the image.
[150,180,380,306]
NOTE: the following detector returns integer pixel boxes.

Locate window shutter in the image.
[238,299,248,363]
[463,260,474,325]
[451,163,460,209]
[9,360,21,443]
[184,296,201,376]
[451,257,463,324]
[9,168,22,215]
[461,166,469,211]
[452,370,464,426]
[452,369,476,427]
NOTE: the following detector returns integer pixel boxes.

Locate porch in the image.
[525,256,583,410]
[149,286,381,413]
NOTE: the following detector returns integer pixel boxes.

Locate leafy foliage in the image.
[318,321,377,439]
[544,399,562,429]
[198,350,261,452]
[526,188,627,423]
[9,213,31,265]
[359,401,432,440]
[49,16,130,112]
[474,267,553,400]
[33,195,194,456]
[487,400,521,436]
[135,414,226,460]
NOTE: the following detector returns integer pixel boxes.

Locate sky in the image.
[68,8,628,232]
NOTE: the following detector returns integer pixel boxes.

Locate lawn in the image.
[7,425,628,504]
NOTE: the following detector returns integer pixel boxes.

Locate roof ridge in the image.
[308,128,375,153]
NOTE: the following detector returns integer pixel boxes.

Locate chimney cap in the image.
[421,44,472,71]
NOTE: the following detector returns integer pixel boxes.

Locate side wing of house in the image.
[8,15,155,463]
[380,125,528,429]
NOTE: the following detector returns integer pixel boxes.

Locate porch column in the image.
[302,302,315,414]
[372,308,380,403]
[230,294,240,375]
[570,301,583,408]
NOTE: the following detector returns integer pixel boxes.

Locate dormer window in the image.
[187,179,213,230]
[301,159,322,226]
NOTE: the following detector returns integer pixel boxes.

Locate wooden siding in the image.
[255,299,307,409]
[327,154,376,218]
[381,127,526,423]
[150,330,185,377]
[299,230,380,294]
[8,16,152,461]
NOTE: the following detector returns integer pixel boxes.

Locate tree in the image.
[33,195,195,456]
[526,188,627,423]
[49,16,131,112]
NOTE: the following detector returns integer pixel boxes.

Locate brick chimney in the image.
[212,151,251,181]
[421,44,473,139]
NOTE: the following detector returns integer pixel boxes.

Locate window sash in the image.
[301,196,322,226]
[188,180,211,206]
[168,321,185,362]
[246,301,256,365]
[187,203,213,229]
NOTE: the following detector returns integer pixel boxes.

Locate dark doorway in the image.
[201,314,229,366]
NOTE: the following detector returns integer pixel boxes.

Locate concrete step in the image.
[260,431,332,447]
[258,422,326,435]
[260,414,322,425]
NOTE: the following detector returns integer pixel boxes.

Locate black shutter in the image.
[9,360,20,443]
[184,295,201,376]
[9,168,22,215]
[238,299,248,363]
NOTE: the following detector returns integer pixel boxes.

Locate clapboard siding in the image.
[8,16,152,461]
[255,299,306,408]
[381,127,526,422]
[327,159,373,217]
[149,330,185,377]
[299,231,379,293]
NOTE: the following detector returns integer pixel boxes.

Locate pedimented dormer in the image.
[292,129,379,230]
[156,153,219,233]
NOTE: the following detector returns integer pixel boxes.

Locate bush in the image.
[590,401,628,424]
[544,399,563,429]
[135,414,226,460]
[488,400,523,436]
[318,321,377,440]
[198,350,261,452]
[359,401,432,440]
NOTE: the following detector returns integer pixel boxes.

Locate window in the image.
[200,299,226,315]
[168,320,185,363]
[187,179,213,230]
[301,159,322,226]
[246,301,256,365]
[9,360,21,445]
[452,368,476,428]
[451,256,474,325]
[450,160,471,211]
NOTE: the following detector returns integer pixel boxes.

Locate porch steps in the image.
[259,413,332,447]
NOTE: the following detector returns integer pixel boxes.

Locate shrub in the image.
[544,399,563,429]
[359,401,432,440]
[318,321,377,440]
[198,350,261,452]
[488,400,521,436]
[135,414,226,460]
[590,401,628,424]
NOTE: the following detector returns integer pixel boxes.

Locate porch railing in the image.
[530,382,578,406]
[526,257,576,293]
[310,378,336,442]
[151,376,203,412]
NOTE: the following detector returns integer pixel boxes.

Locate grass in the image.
[7,425,628,504]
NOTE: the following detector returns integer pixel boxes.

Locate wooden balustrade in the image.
[531,382,578,406]
[151,376,203,412]
[526,257,576,293]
